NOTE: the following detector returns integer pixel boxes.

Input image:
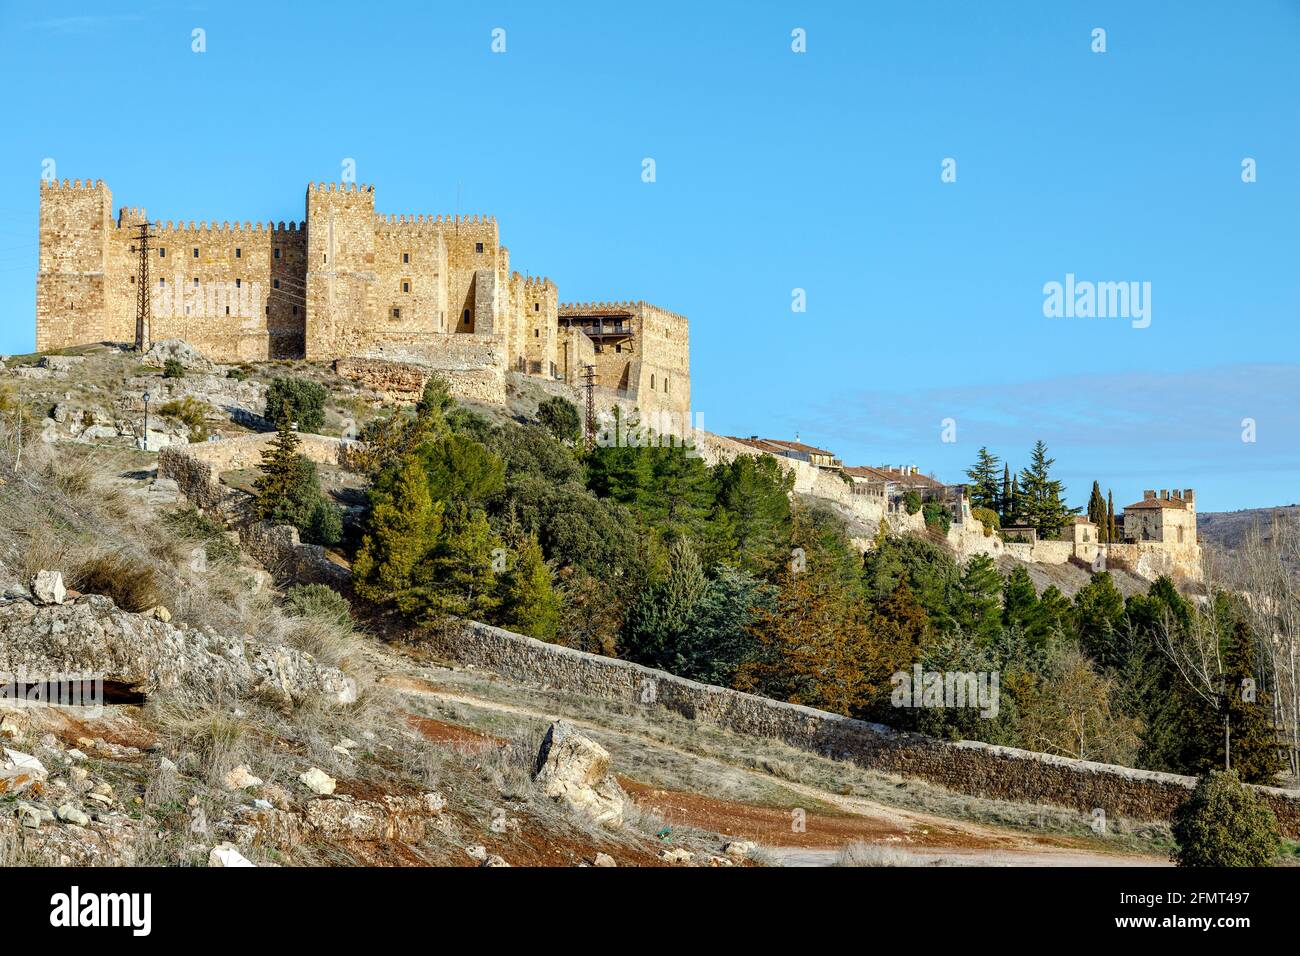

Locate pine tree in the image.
[253,416,322,530]
[499,534,561,639]
[352,454,444,604]
[964,447,1001,512]
[710,454,795,576]
[1017,440,1079,539]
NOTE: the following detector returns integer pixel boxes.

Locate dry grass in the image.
[70,549,166,612]
[833,841,914,867]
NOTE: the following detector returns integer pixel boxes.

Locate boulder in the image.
[142,339,214,372]
[0,594,355,706]
[56,803,90,827]
[30,570,65,605]
[659,848,693,865]
[224,765,263,790]
[298,767,336,795]
[208,842,256,867]
[723,840,756,861]
[532,721,626,827]
[40,355,84,372]
[593,852,617,867]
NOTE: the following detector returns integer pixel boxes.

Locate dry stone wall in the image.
[430,620,1300,835]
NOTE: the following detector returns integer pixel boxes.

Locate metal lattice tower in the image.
[131,223,157,351]
[581,364,597,449]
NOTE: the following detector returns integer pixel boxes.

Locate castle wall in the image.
[109,219,307,361]
[632,302,690,416]
[36,180,112,351]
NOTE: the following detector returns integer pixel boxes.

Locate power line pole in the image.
[581,364,597,449]
[131,223,157,351]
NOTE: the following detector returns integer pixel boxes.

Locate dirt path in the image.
[380,672,1168,867]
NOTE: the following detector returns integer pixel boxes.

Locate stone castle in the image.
[36,178,689,414]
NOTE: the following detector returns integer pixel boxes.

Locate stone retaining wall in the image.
[430,620,1300,835]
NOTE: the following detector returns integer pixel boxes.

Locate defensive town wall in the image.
[429,619,1300,836]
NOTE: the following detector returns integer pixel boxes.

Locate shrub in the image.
[158,397,210,442]
[162,358,185,379]
[536,396,582,444]
[264,376,328,432]
[922,501,952,535]
[971,506,1000,536]
[283,583,352,631]
[71,551,164,612]
[161,508,238,566]
[304,498,343,546]
[1171,770,1280,867]
[903,490,922,515]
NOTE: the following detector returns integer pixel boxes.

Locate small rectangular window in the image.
[401,280,410,293]
[664,376,669,394]
[193,277,199,287]
[402,252,410,264]
[193,247,199,258]
[392,307,401,320]
[274,279,280,289]
[274,247,281,259]
[235,278,241,288]
[534,303,539,312]
[534,329,539,337]
[293,306,298,316]
[463,309,470,322]
[475,242,484,253]
[235,247,241,258]
[159,277,165,286]
[323,253,328,263]
[225,306,230,315]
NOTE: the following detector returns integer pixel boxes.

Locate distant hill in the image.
[1197,505,1300,551]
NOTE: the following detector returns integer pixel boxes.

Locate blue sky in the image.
[1,1,1297,511]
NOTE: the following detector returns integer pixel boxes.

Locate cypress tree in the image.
[1106,490,1117,543]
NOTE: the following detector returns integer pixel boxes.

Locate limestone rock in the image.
[208,842,256,867]
[146,605,172,623]
[594,852,617,867]
[224,765,263,790]
[0,594,354,706]
[465,844,488,862]
[659,848,693,865]
[40,355,83,372]
[481,855,510,867]
[298,767,336,795]
[56,803,89,827]
[31,570,65,605]
[532,721,626,827]
[142,339,214,371]
[723,840,755,861]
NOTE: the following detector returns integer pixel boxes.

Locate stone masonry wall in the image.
[430,620,1300,835]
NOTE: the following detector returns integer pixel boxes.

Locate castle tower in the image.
[305,182,378,358]
[37,179,113,351]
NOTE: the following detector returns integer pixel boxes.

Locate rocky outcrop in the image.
[532,721,626,826]
[142,339,214,371]
[0,594,355,705]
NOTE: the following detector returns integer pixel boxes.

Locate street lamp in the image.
[142,390,153,451]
